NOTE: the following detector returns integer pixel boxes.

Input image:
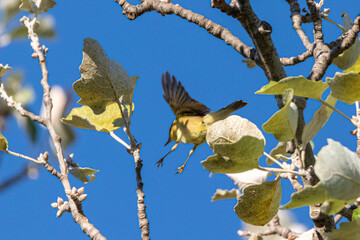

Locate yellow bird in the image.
[157,72,247,174]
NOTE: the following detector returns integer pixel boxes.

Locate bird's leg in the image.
[156,142,179,168]
[176,145,198,174]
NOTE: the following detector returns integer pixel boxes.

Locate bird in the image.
[157,72,247,174]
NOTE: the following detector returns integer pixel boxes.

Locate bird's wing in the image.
[162,72,210,117]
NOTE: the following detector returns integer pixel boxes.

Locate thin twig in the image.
[280,46,314,66]
[21,16,106,240]
[6,149,44,164]
[330,15,360,60]
[116,100,150,239]
[0,83,46,125]
[323,17,345,32]
[263,152,284,168]
[109,131,130,149]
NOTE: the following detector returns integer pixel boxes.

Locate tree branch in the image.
[211,0,241,19]
[285,0,312,49]
[280,45,314,66]
[330,15,360,60]
[114,0,255,61]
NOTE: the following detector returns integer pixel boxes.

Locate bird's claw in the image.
[175,165,185,175]
[156,159,164,168]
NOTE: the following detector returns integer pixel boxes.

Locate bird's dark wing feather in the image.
[162,72,210,117]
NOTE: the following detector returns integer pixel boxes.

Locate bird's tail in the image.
[203,100,247,126]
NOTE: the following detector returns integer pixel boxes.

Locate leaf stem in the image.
[6,149,43,164]
[263,152,284,168]
[109,131,131,149]
[258,166,306,176]
[323,17,345,32]
[318,98,354,124]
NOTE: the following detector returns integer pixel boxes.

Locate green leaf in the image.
[353,208,360,221]
[302,94,337,145]
[206,115,265,149]
[0,132,9,151]
[68,166,99,183]
[315,139,360,201]
[211,189,239,201]
[263,89,298,142]
[202,116,265,174]
[327,219,360,240]
[202,136,264,174]
[62,102,133,133]
[332,12,360,70]
[73,38,135,114]
[255,76,328,100]
[346,54,360,74]
[281,183,328,210]
[0,64,11,78]
[282,139,360,214]
[326,72,360,104]
[234,179,281,226]
[321,200,348,215]
[20,0,56,14]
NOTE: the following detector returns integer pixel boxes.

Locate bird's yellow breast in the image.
[169,116,207,145]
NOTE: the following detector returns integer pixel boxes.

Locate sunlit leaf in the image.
[123,76,139,106]
[211,189,239,201]
[62,102,133,133]
[346,54,360,73]
[255,76,328,100]
[332,12,360,70]
[234,179,281,226]
[302,94,337,145]
[327,219,360,240]
[68,166,99,183]
[263,89,298,142]
[326,72,360,104]
[0,132,8,151]
[73,38,134,114]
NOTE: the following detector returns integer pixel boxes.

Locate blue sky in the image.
[0,0,359,239]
